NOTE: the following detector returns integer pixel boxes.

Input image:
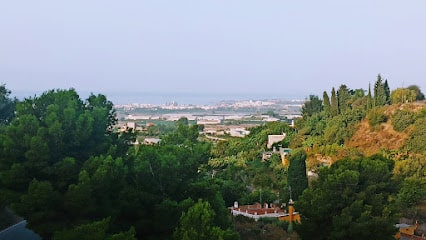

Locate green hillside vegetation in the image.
[1,77,426,239]
[292,75,426,237]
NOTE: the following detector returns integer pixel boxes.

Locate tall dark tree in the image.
[374,74,386,107]
[366,83,373,110]
[330,87,339,116]
[322,91,331,117]
[287,149,308,201]
[0,84,17,125]
[383,79,391,104]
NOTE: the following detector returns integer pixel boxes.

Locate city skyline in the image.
[1,1,425,99]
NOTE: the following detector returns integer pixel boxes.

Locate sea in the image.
[13,90,305,106]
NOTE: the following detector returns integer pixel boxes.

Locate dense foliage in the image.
[392,109,415,132]
[1,78,426,239]
[0,89,236,239]
[287,149,308,200]
[295,155,398,240]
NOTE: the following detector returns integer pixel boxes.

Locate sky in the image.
[1,1,425,103]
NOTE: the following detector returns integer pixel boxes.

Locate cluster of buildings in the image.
[229,200,300,223]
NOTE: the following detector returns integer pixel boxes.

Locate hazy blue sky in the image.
[1,1,425,101]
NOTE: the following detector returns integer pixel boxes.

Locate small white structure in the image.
[267,133,286,149]
[229,128,250,138]
[143,138,161,145]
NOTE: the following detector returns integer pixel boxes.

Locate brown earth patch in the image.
[346,119,408,156]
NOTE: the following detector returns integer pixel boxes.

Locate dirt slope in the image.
[346,119,408,156]
[345,102,426,156]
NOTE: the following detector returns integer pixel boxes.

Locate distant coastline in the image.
[12,90,306,106]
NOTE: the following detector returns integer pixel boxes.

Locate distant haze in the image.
[12,90,305,105]
[1,1,425,101]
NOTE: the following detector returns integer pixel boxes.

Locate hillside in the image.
[347,102,426,156]
[347,117,408,156]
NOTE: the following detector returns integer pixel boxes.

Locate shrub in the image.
[405,118,426,153]
[392,110,415,132]
[367,108,387,128]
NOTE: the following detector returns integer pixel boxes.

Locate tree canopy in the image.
[295,155,397,240]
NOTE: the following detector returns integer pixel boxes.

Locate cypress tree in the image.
[323,91,331,117]
[374,74,386,106]
[287,149,308,201]
[331,87,339,116]
[367,83,373,110]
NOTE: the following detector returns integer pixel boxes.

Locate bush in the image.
[367,108,387,128]
[392,110,415,132]
[405,118,426,153]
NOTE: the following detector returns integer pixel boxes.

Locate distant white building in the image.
[143,138,161,145]
[229,128,250,137]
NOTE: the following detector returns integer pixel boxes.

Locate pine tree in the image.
[331,87,339,116]
[383,79,391,104]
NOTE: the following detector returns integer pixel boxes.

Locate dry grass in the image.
[346,102,426,156]
[346,119,408,156]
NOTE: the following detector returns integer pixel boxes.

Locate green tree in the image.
[367,107,387,129]
[330,87,338,116]
[396,178,426,218]
[0,89,130,239]
[53,217,136,240]
[287,149,308,201]
[322,91,331,117]
[323,115,348,144]
[173,199,238,240]
[383,79,391,104]
[337,84,350,114]
[407,85,425,101]
[348,88,366,112]
[366,83,373,110]
[391,88,416,104]
[12,179,63,237]
[176,116,189,126]
[404,118,426,153]
[295,155,397,240]
[302,95,322,118]
[374,74,387,107]
[162,120,200,145]
[392,109,415,132]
